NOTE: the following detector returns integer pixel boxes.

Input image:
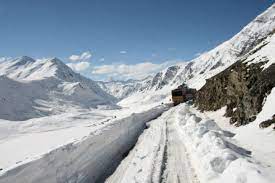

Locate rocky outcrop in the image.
[195,60,275,126]
[259,115,275,128]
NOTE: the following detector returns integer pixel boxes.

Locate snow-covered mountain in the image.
[0,56,116,120]
[196,31,275,126]
[104,4,275,102]
[148,4,275,91]
[97,76,153,99]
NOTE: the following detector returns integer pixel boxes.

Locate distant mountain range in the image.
[0,56,116,120]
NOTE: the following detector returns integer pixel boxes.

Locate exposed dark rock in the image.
[259,115,275,128]
[259,119,275,128]
[195,60,275,126]
[151,65,180,90]
[210,61,224,71]
[199,70,205,75]
[185,62,194,72]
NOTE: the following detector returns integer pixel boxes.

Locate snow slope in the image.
[150,3,275,91]
[232,88,275,179]
[245,31,275,69]
[0,56,116,120]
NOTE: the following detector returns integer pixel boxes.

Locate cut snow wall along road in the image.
[0,105,169,183]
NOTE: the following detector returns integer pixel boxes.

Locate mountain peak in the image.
[19,56,35,61]
[12,56,36,66]
[49,57,63,63]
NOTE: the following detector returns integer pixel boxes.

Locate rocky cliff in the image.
[195,32,275,126]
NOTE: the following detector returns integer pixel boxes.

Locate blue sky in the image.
[0,0,273,80]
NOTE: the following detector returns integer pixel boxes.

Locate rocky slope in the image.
[195,31,275,126]
[0,57,116,120]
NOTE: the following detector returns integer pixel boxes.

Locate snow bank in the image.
[255,87,275,124]
[175,104,272,183]
[0,105,168,183]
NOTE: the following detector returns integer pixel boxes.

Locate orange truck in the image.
[171,85,196,106]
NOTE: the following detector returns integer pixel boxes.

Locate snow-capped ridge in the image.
[97,75,155,99]
[112,3,275,106]
[11,56,36,66]
[146,3,275,91]
[0,56,116,120]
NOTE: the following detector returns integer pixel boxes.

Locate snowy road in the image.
[163,110,198,183]
[107,104,272,183]
[106,107,198,183]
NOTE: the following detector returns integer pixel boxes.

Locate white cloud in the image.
[91,61,175,80]
[69,51,92,62]
[120,51,127,54]
[99,57,105,62]
[67,62,90,72]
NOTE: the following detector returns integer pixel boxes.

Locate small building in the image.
[171,84,196,106]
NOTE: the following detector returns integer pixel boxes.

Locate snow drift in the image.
[176,105,272,183]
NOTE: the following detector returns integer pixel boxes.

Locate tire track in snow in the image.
[106,107,199,183]
[160,111,199,183]
[157,120,168,183]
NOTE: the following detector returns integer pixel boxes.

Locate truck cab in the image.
[171,84,196,106]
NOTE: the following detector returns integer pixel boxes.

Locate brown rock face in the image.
[259,115,275,129]
[195,61,275,126]
[259,119,275,128]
